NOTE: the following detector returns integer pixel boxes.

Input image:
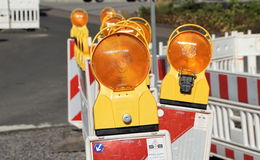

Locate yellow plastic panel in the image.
[112,91,139,127]
[128,17,151,43]
[160,68,209,105]
[94,95,115,129]
[138,90,158,125]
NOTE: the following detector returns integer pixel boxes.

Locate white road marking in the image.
[0,123,68,133]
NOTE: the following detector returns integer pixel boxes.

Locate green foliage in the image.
[138,0,260,34]
[138,6,150,16]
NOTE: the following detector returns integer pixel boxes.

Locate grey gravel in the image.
[0,126,85,160]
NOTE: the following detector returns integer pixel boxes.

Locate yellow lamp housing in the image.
[127,17,152,44]
[90,30,158,136]
[100,7,116,22]
[160,24,212,110]
[109,21,148,46]
[70,8,90,70]
[100,13,125,36]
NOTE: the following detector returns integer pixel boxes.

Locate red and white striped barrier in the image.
[211,141,258,160]
[157,55,168,81]
[158,105,213,160]
[80,59,98,136]
[68,38,99,130]
[208,97,260,159]
[156,54,260,159]
[206,70,260,106]
[156,55,260,106]
[68,38,82,128]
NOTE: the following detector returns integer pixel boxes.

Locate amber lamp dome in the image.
[100,7,116,22]
[91,33,150,91]
[167,31,212,74]
[71,9,88,27]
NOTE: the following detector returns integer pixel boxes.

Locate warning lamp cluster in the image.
[69,7,213,136]
[90,7,153,92]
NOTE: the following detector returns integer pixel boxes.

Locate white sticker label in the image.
[194,113,208,129]
[146,137,166,160]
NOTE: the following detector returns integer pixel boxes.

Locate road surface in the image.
[0,3,169,127]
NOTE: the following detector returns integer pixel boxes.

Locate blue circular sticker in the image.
[94,143,104,153]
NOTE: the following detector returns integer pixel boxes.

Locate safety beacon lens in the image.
[71,9,88,27]
[168,31,212,74]
[91,33,150,92]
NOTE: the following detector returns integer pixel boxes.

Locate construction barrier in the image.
[156,54,260,159]
[157,54,260,106]
[68,39,260,160]
[80,57,213,159]
[67,39,82,128]
[210,31,260,74]
[158,105,213,160]
[68,22,215,160]
[209,97,260,160]
[67,38,98,129]
[206,70,260,106]
[84,130,172,160]
[0,0,39,29]
[80,58,98,137]
[69,10,260,159]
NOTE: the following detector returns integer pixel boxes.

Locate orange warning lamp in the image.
[108,21,148,45]
[71,8,88,27]
[70,8,90,70]
[92,33,149,91]
[90,30,158,136]
[168,30,212,74]
[128,17,151,43]
[100,7,116,22]
[107,20,150,88]
[100,14,125,36]
[160,24,212,109]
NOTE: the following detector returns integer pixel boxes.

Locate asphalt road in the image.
[0,125,85,160]
[0,5,168,127]
[40,1,150,16]
[0,10,100,126]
